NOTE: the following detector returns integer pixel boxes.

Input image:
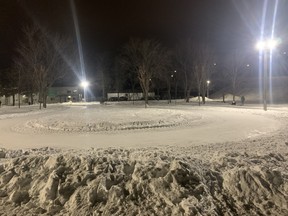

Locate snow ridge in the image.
[0,148,287,215]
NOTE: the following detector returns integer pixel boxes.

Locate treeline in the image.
[0,24,270,109]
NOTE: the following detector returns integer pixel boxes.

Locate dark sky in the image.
[0,0,287,71]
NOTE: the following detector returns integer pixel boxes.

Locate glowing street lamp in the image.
[256,38,278,111]
[80,80,89,88]
[206,80,210,98]
[80,80,89,102]
[256,39,278,51]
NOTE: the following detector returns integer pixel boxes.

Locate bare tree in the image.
[112,57,126,101]
[118,52,139,104]
[118,61,137,103]
[14,24,74,109]
[155,50,174,103]
[121,38,166,108]
[176,39,194,102]
[0,68,18,106]
[95,54,111,101]
[223,50,248,102]
[192,44,214,105]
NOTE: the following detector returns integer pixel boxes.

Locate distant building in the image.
[107,92,155,101]
[0,88,156,105]
[47,86,82,103]
[0,87,83,106]
[0,94,39,106]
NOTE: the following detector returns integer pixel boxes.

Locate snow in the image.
[0,101,287,215]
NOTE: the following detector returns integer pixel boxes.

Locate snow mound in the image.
[18,107,202,133]
[189,96,214,102]
[0,148,287,215]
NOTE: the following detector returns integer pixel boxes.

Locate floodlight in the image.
[256,38,278,50]
[80,80,89,88]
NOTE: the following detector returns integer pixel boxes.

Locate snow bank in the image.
[0,148,287,215]
[189,96,214,102]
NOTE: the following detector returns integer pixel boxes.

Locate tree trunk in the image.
[102,80,106,100]
[202,95,206,104]
[232,79,236,102]
[168,89,171,103]
[18,93,21,108]
[43,95,47,108]
[39,90,43,109]
[167,82,171,104]
[198,85,201,106]
[30,93,34,105]
[185,90,188,102]
[186,88,190,103]
[174,81,177,104]
[201,87,206,104]
[42,87,48,108]
[183,67,189,102]
[156,84,160,101]
[144,90,148,108]
[12,94,15,106]
[132,86,135,104]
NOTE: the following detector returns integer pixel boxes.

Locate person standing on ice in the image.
[241,96,245,105]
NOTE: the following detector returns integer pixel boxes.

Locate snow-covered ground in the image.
[0,101,287,215]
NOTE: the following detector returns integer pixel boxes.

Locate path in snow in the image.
[0,103,281,150]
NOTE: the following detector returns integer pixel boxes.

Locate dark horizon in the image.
[0,0,287,73]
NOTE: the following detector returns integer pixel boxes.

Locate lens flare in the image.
[80,81,89,88]
[257,0,280,110]
[70,0,86,82]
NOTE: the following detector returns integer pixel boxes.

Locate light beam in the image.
[70,0,86,81]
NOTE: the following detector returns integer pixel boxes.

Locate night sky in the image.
[0,0,287,73]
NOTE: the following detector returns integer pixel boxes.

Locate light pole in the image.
[256,38,278,111]
[206,80,210,98]
[172,70,177,104]
[169,74,173,103]
[80,80,89,102]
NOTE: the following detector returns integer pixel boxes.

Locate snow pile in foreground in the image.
[0,147,287,216]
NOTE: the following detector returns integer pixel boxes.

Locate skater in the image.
[241,96,245,105]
